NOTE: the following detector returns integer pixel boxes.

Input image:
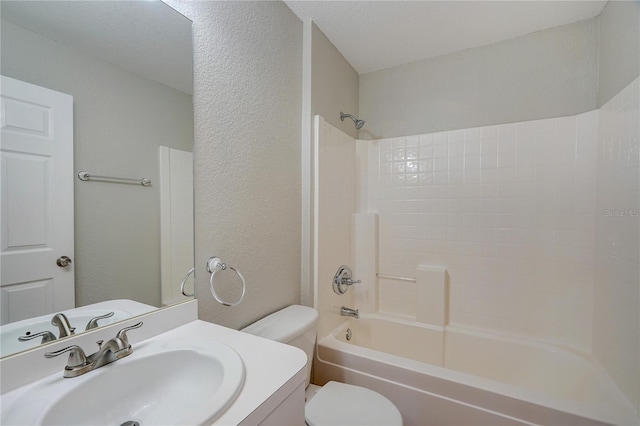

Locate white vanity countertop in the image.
[0,315,308,425]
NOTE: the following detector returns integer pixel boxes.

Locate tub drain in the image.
[120,421,140,426]
[345,328,352,341]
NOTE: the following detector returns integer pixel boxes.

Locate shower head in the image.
[340,112,366,130]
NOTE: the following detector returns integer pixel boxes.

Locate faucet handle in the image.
[18,330,57,344]
[333,265,361,295]
[45,345,88,368]
[115,322,143,346]
[85,312,115,331]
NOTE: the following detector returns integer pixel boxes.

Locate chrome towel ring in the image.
[206,257,246,307]
[180,267,195,297]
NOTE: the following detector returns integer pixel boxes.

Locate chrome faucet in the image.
[340,306,359,319]
[45,322,142,378]
[51,313,75,338]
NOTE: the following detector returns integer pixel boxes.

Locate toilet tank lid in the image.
[241,305,318,343]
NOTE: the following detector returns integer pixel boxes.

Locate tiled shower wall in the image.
[364,111,599,352]
[361,77,639,405]
[593,77,639,410]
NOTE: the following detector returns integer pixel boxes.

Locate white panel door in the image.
[159,146,193,306]
[0,76,74,324]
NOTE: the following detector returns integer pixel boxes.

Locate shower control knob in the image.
[333,265,360,295]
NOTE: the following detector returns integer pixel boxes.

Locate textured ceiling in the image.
[284,0,608,74]
[1,1,193,94]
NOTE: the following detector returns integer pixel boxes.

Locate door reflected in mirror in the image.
[0,0,194,358]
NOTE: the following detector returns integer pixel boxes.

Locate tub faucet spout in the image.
[340,306,359,319]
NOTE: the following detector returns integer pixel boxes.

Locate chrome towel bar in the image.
[78,171,151,187]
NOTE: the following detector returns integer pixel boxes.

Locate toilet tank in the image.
[241,305,318,387]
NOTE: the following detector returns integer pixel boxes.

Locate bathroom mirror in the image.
[0,0,194,357]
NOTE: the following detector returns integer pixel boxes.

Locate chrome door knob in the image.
[56,256,72,267]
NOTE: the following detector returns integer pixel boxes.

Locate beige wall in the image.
[191,1,303,329]
[359,18,599,139]
[597,0,640,107]
[311,23,360,139]
[1,20,193,308]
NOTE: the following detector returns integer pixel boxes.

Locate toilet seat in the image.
[305,381,403,426]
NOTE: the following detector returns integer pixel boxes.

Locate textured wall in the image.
[1,20,193,308]
[192,1,303,329]
[359,18,599,139]
[597,0,640,107]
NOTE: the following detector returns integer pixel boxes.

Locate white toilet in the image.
[242,305,403,426]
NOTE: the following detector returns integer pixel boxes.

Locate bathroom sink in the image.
[1,337,245,425]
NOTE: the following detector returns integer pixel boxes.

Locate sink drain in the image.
[120,421,140,426]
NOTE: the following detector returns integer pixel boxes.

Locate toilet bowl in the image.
[241,305,403,426]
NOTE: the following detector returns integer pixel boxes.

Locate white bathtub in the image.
[314,314,638,425]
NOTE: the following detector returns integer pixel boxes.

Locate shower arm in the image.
[340,112,365,130]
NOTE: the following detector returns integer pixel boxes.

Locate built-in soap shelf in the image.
[352,212,448,327]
